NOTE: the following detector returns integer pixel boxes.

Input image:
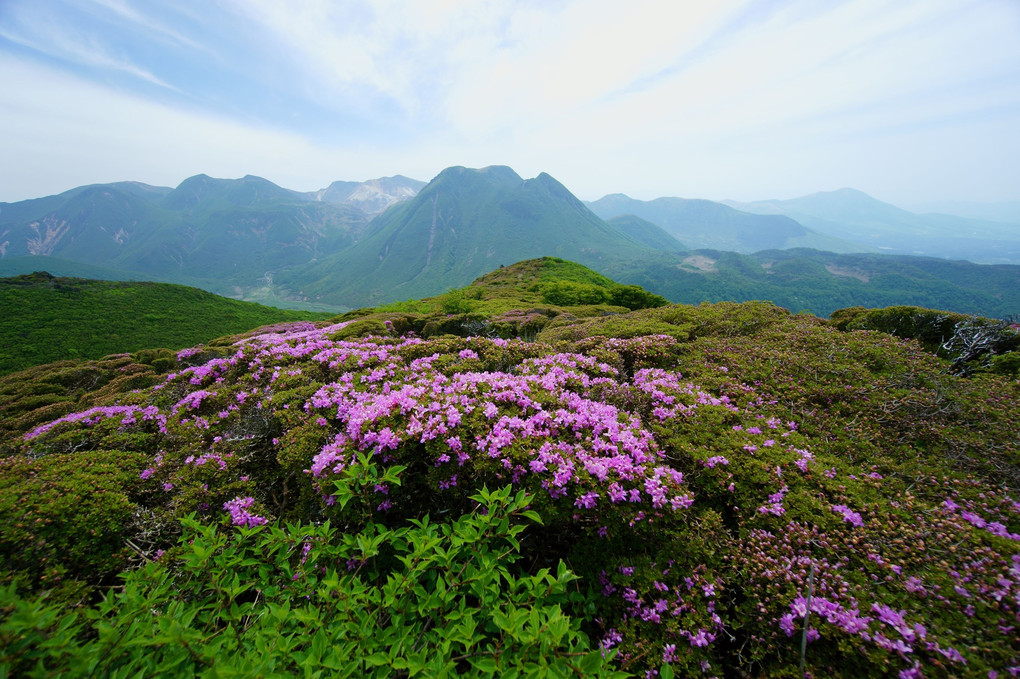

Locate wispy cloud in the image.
[0,54,406,199]
[0,0,1017,204]
[0,3,179,90]
[84,0,210,53]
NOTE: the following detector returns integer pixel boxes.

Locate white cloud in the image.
[0,0,1017,204]
[0,56,429,201]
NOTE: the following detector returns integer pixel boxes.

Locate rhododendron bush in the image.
[3,306,1019,677]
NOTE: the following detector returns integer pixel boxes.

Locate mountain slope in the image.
[605,214,687,251]
[728,188,1020,263]
[0,271,333,375]
[587,193,861,253]
[615,247,1020,317]
[278,166,665,306]
[0,175,371,300]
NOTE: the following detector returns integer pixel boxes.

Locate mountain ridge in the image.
[726,188,1020,263]
[276,166,665,307]
[586,193,862,253]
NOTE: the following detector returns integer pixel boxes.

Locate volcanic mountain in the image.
[276,166,678,307]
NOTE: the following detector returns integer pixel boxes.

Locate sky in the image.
[1,0,1018,207]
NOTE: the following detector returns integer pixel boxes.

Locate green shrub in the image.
[536,280,611,306]
[0,487,625,679]
[0,449,147,590]
[607,284,669,311]
[437,288,475,315]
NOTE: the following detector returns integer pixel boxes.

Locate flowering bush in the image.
[4,298,1019,677]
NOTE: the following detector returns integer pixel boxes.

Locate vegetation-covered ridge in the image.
[0,271,333,376]
[1,258,1018,677]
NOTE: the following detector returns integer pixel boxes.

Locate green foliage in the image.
[990,350,1020,377]
[0,272,333,375]
[536,280,611,306]
[2,277,1019,678]
[0,449,147,591]
[1,486,624,679]
[831,305,1020,374]
[607,284,669,311]
[0,355,159,449]
[829,305,970,352]
[436,287,476,315]
[532,280,667,310]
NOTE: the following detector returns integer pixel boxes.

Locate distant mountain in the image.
[905,199,1020,226]
[726,188,1020,264]
[306,175,425,215]
[277,166,668,307]
[605,215,687,251]
[3,169,1018,318]
[0,173,426,299]
[0,175,371,299]
[586,194,861,253]
[615,247,1020,318]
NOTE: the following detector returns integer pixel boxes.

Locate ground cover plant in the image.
[1,259,1018,677]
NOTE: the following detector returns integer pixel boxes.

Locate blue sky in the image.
[1,0,1018,207]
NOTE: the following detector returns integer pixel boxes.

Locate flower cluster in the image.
[17,313,1020,677]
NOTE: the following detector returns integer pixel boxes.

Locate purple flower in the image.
[832,504,864,527]
[223,496,267,527]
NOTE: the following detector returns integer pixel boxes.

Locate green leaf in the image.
[520,510,544,525]
[470,656,498,674]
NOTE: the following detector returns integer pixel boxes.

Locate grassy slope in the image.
[0,272,334,375]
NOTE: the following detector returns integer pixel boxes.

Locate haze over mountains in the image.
[1,165,1017,317]
[724,189,1020,264]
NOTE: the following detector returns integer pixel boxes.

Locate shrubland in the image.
[1,259,1017,677]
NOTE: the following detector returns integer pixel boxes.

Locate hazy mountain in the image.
[307,175,425,215]
[3,169,1018,318]
[906,199,1020,225]
[0,175,370,297]
[615,247,1020,318]
[587,194,861,253]
[276,166,666,307]
[726,188,1020,264]
[605,214,687,251]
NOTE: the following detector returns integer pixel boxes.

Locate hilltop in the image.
[2,258,1018,677]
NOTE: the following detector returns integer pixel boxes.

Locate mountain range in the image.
[724,188,1020,264]
[586,194,861,253]
[274,166,671,306]
[1,166,1018,317]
